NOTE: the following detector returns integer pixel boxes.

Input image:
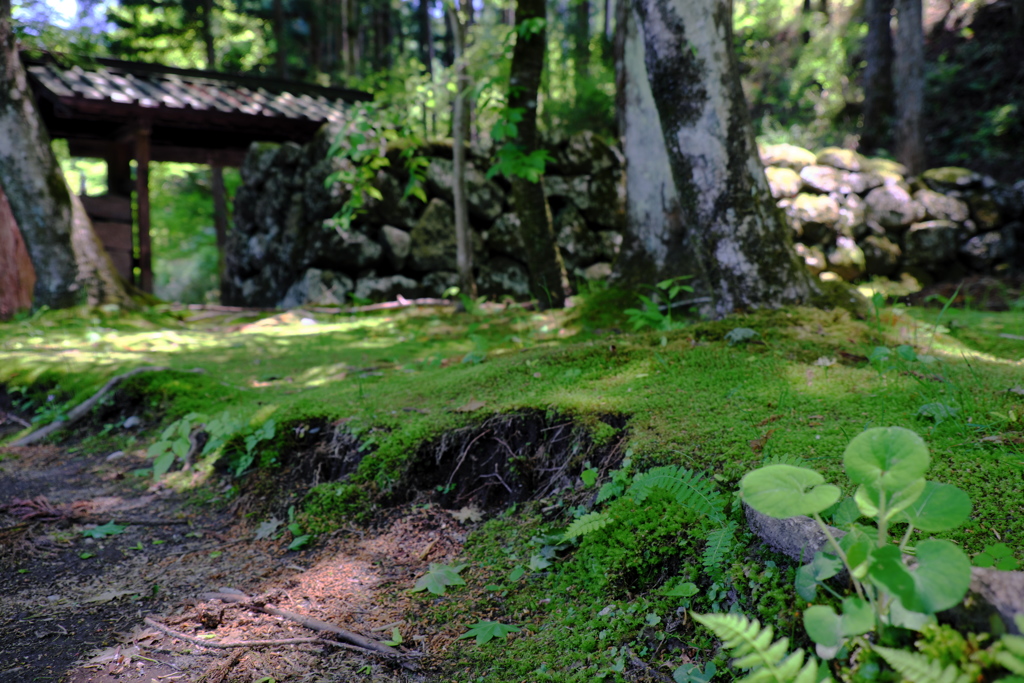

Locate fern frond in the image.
[627,466,725,523]
[701,521,738,580]
[692,612,826,683]
[997,634,1024,675]
[563,512,613,539]
[873,646,971,683]
[596,481,624,504]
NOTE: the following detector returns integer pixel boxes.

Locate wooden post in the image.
[135,123,153,293]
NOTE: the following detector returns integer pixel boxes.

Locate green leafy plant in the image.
[383,628,403,647]
[82,521,128,538]
[739,426,973,660]
[973,543,1020,570]
[412,562,468,595]
[691,612,828,683]
[458,619,521,645]
[725,327,760,346]
[623,277,696,332]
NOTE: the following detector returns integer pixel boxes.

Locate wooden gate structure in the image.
[23,53,369,293]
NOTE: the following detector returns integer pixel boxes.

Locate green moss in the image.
[301,482,373,532]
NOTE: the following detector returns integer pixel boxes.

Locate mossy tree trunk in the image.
[894,0,925,174]
[614,0,817,318]
[508,0,570,309]
[860,0,894,152]
[0,0,130,310]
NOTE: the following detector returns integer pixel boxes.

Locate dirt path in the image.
[0,443,466,682]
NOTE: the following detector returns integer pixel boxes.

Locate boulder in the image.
[864,185,925,231]
[904,220,959,266]
[379,225,412,271]
[826,236,867,281]
[318,227,383,270]
[354,274,421,302]
[967,193,1003,231]
[421,270,460,297]
[367,171,426,230]
[913,189,970,223]
[836,193,868,239]
[278,268,354,309]
[861,157,908,177]
[759,143,817,171]
[582,168,627,230]
[477,257,531,298]
[556,131,620,175]
[241,142,281,184]
[784,193,841,243]
[815,147,864,172]
[544,175,592,210]
[765,166,802,199]
[920,166,984,193]
[960,231,1008,270]
[794,242,827,275]
[582,262,613,281]
[860,235,902,276]
[485,213,526,257]
[409,198,458,271]
[424,157,505,222]
[555,204,607,270]
[799,165,882,195]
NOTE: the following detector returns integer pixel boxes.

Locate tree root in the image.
[12,366,204,447]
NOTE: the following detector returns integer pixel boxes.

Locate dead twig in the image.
[144,617,321,649]
[13,367,205,447]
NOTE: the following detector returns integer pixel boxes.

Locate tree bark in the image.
[418,0,434,74]
[448,3,477,299]
[860,0,894,152]
[0,0,129,310]
[0,183,34,318]
[508,0,570,309]
[573,0,591,89]
[616,0,817,318]
[894,0,925,174]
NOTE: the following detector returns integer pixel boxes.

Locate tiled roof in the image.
[24,53,369,125]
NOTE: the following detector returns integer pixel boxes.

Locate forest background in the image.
[10,0,1023,305]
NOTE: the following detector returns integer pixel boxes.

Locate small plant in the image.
[691,612,827,682]
[458,619,521,645]
[738,426,973,660]
[624,276,696,331]
[82,521,127,538]
[412,562,468,595]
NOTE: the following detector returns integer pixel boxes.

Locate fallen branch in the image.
[144,616,321,649]
[12,367,205,447]
[200,590,408,660]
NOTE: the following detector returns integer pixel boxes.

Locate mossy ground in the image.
[1,289,1022,681]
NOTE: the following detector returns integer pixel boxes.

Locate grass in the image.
[2,291,1023,680]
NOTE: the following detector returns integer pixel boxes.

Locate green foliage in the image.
[691,612,828,683]
[739,426,974,662]
[624,277,696,332]
[973,543,1020,571]
[725,327,761,347]
[82,521,128,539]
[413,563,468,595]
[872,646,972,683]
[562,511,612,539]
[458,620,521,645]
[300,483,372,534]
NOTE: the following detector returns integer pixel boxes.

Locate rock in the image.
[556,131,619,175]
[815,147,863,172]
[596,231,623,261]
[477,257,531,298]
[582,262,613,281]
[485,213,525,257]
[860,235,902,276]
[766,166,802,198]
[836,193,868,239]
[861,157,908,177]
[784,193,841,243]
[913,189,970,223]
[819,271,842,282]
[794,242,827,275]
[354,274,421,302]
[582,168,627,230]
[921,167,984,193]
[826,236,866,281]
[759,143,817,171]
[555,204,607,270]
[367,171,425,230]
[241,142,281,184]
[421,270,460,297]
[864,185,924,231]
[544,175,592,210]
[279,268,354,308]
[379,225,412,271]
[904,220,959,266]
[319,227,383,270]
[967,193,1003,231]
[425,157,505,222]
[409,198,457,271]
[992,182,1024,222]
[960,231,1007,270]
[799,165,882,195]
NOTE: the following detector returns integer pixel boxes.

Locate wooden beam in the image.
[71,139,247,166]
[135,123,153,293]
[106,142,133,197]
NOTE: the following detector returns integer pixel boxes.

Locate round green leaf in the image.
[843,427,930,490]
[740,465,841,519]
[854,478,926,522]
[869,541,971,614]
[804,605,842,649]
[899,481,972,532]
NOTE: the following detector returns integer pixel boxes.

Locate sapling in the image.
[738,426,973,660]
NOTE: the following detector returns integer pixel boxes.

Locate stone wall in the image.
[224,129,1024,308]
[223,127,625,308]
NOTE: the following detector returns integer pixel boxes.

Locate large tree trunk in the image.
[894,0,925,174]
[448,2,477,300]
[508,0,570,309]
[418,0,433,74]
[860,0,894,152]
[1,1,130,310]
[573,0,591,90]
[616,0,817,318]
